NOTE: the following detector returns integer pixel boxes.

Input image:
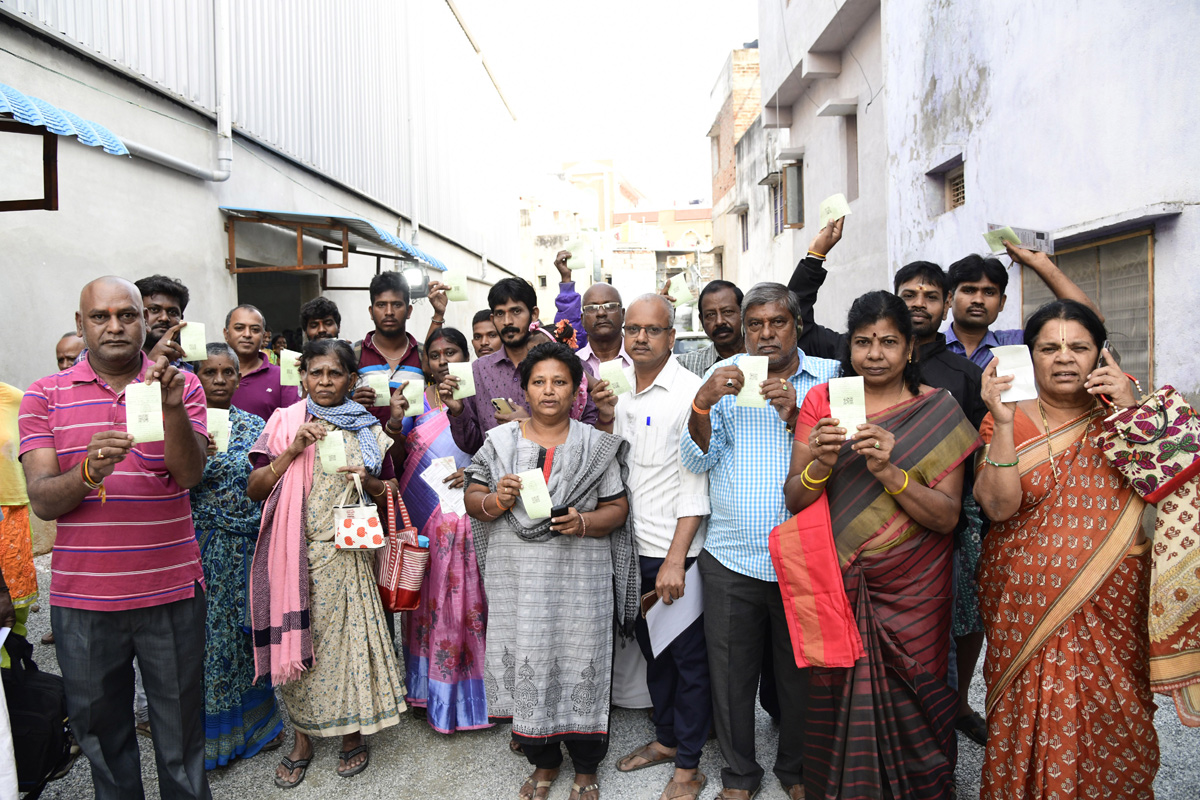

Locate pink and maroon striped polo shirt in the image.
[18,353,208,611]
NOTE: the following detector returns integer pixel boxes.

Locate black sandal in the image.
[338,743,370,777]
[955,711,988,746]
[273,756,310,789]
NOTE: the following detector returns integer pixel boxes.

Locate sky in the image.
[452,0,760,208]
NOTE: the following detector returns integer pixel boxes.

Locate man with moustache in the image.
[681,283,840,800]
[442,277,600,454]
[135,275,196,371]
[675,280,746,378]
[471,309,501,358]
[299,296,341,341]
[944,243,1101,367]
[595,295,712,800]
[224,304,299,422]
[19,276,211,800]
[575,283,631,374]
[56,332,85,372]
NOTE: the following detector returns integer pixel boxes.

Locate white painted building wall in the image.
[726,116,795,289]
[0,3,514,392]
[757,0,887,333]
[758,0,1200,396]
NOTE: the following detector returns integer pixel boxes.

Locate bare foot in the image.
[274,732,312,785]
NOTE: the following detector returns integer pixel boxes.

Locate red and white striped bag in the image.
[375,485,429,612]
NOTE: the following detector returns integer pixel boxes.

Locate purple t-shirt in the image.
[231,358,300,422]
[944,326,1024,369]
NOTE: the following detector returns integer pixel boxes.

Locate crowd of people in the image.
[0,217,1173,800]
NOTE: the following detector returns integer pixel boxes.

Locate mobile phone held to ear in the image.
[1098,339,1110,368]
[491,397,517,415]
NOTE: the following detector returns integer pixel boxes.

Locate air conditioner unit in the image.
[666,255,687,269]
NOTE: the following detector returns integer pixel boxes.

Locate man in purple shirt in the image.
[224,304,300,421]
[442,277,600,454]
[945,242,1102,368]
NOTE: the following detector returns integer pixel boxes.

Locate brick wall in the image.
[711,48,760,206]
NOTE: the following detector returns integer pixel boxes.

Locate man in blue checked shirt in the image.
[681,282,841,800]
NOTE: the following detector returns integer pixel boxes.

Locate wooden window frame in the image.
[0,121,58,212]
[225,216,349,274]
[945,165,965,211]
[1022,228,1154,386]
[782,161,804,229]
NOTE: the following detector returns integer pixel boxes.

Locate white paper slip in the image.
[206,407,231,453]
[735,356,768,408]
[279,350,302,387]
[985,223,1055,255]
[444,271,469,302]
[565,236,593,271]
[124,382,164,443]
[819,192,853,228]
[828,376,868,437]
[645,562,704,658]
[420,456,466,516]
[400,376,425,416]
[669,278,694,308]
[992,345,1039,403]
[317,429,347,474]
[177,321,207,361]
[516,468,553,520]
[599,360,632,396]
[982,226,1021,254]
[447,362,476,400]
[364,371,391,407]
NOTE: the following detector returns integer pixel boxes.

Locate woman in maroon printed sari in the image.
[782,292,980,800]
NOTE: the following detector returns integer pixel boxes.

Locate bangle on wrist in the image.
[269,460,281,478]
[802,461,831,485]
[691,400,710,416]
[385,417,405,434]
[578,512,588,539]
[807,249,827,260]
[478,494,498,520]
[884,469,910,496]
[983,454,1020,468]
[431,317,445,325]
[367,481,387,498]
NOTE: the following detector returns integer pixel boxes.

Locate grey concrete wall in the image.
[1,22,498,392]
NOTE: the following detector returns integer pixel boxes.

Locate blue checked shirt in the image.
[681,349,842,582]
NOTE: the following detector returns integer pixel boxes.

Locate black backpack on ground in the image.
[2,633,75,799]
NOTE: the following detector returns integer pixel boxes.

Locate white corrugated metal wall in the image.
[0,0,517,265]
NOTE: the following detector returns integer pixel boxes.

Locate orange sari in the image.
[977,407,1158,799]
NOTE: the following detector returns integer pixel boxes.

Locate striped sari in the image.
[977,407,1158,799]
[790,386,980,800]
[398,400,490,733]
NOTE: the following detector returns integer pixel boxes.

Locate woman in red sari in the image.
[974,299,1157,798]
[783,291,980,800]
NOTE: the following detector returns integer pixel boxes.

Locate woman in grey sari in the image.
[463,342,636,800]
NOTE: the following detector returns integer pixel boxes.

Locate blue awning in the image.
[0,83,129,156]
[219,206,446,270]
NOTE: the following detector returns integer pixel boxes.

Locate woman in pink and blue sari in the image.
[397,327,490,733]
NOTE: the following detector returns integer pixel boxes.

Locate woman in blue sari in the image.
[397,327,489,733]
[193,344,284,768]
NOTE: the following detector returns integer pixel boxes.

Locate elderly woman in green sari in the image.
[462,342,636,800]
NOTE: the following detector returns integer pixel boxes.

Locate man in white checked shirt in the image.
[680,283,841,800]
[595,294,712,800]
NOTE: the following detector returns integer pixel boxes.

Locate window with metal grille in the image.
[771,184,785,236]
[946,166,965,210]
[538,275,547,288]
[1021,230,1153,388]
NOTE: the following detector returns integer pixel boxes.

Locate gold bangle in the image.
[80,459,102,490]
[800,473,821,492]
[802,462,830,484]
[884,469,910,496]
[367,481,387,498]
[807,249,827,259]
[269,460,280,478]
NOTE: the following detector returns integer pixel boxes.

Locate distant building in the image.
[756,0,1200,396]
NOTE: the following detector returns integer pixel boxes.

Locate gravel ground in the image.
[20,553,1199,799]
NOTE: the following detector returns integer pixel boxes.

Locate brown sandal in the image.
[569,782,600,800]
[662,772,707,800]
[616,741,676,772]
[518,769,559,800]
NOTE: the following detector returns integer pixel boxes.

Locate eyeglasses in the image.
[145,305,182,320]
[744,318,792,333]
[582,302,622,315]
[622,325,669,338]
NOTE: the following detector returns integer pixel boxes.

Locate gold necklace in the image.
[1036,398,1061,485]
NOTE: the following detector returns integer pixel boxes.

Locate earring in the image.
[908,350,914,364]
